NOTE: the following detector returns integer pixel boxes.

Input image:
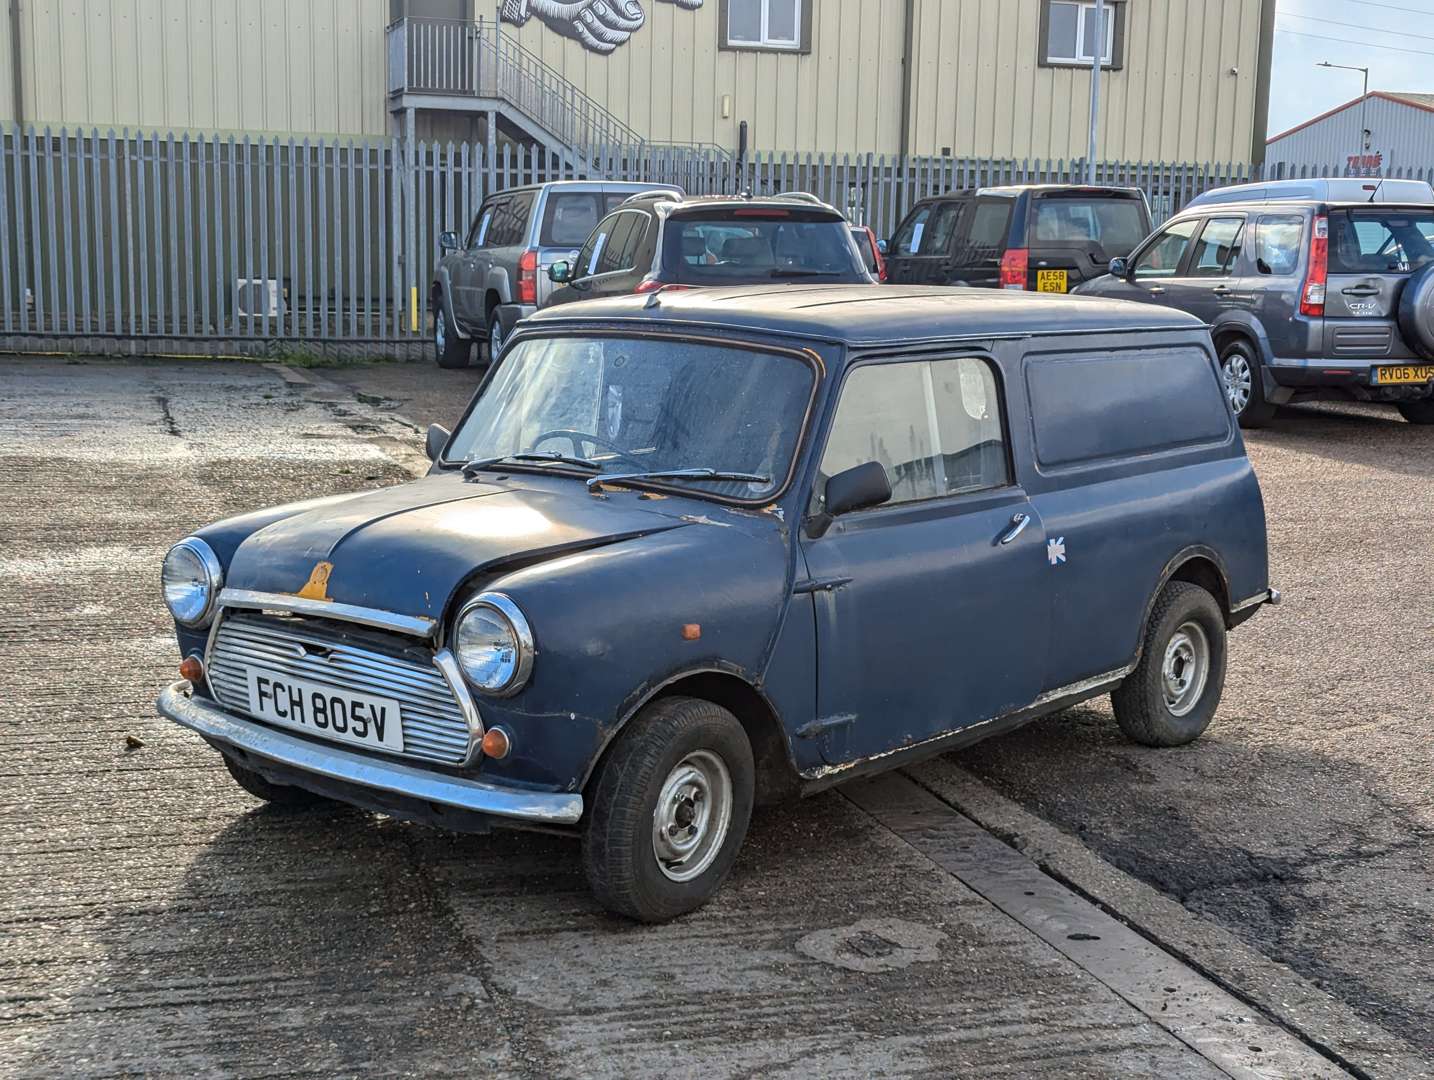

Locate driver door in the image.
[798,354,1048,767]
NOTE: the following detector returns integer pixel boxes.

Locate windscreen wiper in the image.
[587,467,770,492]
[769,268,843,278]
[463,452,601,478]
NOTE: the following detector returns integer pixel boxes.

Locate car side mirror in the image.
[440,231,460,254]
[548,260,573,284]
[425,423,450,462]
[1109,256,1130,279]
[826,461,892,517]
[877,239,889,255]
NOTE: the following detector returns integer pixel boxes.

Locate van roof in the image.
[1185,177,1434,209]
[521,285,1205,347]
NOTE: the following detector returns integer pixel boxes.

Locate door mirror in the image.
[825,462,892,517]
[425,423,451,462]
[440,230,460,254]
[877,239,889,255]
[547,260,573,284]
[1108,256,1130,279]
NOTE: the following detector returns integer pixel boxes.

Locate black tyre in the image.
[1112,581,1227,748]
[222,754,330,809]
[1219,339,1275,429]
[486,311,505,363]
[434,294,472,369]
[1396,399,1434,425]
[1396,261,1434,361]
[582,696,754,923]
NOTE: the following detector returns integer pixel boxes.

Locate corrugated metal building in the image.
[3,0,1276,163]
[1265,91,1434,173]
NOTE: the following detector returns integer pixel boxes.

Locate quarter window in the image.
[484,192,535,248]
[1132,219,1199,279]
[819,357,1009,509]
[1042,0,1122,67]
[1254,215,1304,276]
[1190,217,1245,277]
[964,202,1012,249]
[724,0,803,50]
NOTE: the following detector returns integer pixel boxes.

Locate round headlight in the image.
[454,593,534,696]
[161,537,223,627]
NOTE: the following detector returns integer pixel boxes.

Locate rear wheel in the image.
[582,696,754,923]
[1219,339,1275,428]
[486,311,505,363]
[1112,582,1227,748]
[434,295,472,369]
[1396,399,1434,425]
[222,755,330,809]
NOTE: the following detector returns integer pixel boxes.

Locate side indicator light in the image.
[682,624,702,641]
[481,727,512,759]
[179,655,205,683]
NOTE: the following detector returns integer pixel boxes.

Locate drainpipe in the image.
[898,0,915,160]
[7,0,22,127]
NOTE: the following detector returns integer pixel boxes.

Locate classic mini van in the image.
[157,287,1277,922]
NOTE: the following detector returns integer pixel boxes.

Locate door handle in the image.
[1147,286,1166,296]
[998,512,1031,545]
[1342,285,1379,297]
[1212,285,1233,296]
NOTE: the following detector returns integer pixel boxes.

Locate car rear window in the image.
[1031,197,1148,254]
[1026,347,1231,469]
[539,193,606,247]
[664,209,866,284]
[1328,209,1434,275]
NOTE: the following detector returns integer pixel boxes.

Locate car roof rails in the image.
[619,189,684,207]
[773,191,825,204]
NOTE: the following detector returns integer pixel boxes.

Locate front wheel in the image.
[1220,340,1275,428]
[1111,581,1227,747]
[1396,399,1434,425]
[222,755,330,809]
[582,696,754,923]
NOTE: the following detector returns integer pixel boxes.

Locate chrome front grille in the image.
[207,613,473,765]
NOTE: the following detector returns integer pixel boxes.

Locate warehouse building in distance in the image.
[2,0,1276,165]
[1266,91,1434,174]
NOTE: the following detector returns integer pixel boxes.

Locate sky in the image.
[1268,0,1434,137]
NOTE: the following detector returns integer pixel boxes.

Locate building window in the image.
[1041,0,1125,69]
[721,0,809,52]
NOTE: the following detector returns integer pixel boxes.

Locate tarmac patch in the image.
[794,917,946,973]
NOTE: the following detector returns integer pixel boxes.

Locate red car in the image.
[850,224,887,282]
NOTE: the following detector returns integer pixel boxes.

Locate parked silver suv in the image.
[1078,181,1434,426]
[430,180,681,368]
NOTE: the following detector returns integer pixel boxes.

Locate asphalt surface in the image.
[327,357,1434,1062]
[1,355,1428,1077]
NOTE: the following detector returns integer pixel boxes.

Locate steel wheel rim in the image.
[652,750,732,883]
[1162,620,1210,717]
[435,313,447,354]
[1222,352,1252,414]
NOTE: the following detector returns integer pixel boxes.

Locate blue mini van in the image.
[157,287,1277,921]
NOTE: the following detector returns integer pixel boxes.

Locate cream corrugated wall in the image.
[906,0,1264,161]
[12,0,391,137]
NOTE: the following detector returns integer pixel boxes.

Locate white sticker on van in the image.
[1048,537,1067,566]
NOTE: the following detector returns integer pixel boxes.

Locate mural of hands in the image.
[501,0,704,55]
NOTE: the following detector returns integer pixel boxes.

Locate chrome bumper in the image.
[156,681,583,826]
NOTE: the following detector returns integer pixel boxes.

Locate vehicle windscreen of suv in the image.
[663,208,869,284]
[1328,208,1434,274]
[1030,196,1149,257]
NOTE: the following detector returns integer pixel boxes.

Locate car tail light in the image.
[865,226,887,282]
[634,277,693,294]
[999,248,1029,290]
[517,249,538,305]
[1300,216,1328,317]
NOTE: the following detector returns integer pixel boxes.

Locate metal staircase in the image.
[387,16,712,164]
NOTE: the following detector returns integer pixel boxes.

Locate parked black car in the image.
[1076,181,1434,426]
[885,185,1152,294]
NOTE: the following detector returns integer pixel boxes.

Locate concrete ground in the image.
[1,356,1429,1077]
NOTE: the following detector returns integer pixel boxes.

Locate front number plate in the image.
[1371,364,1434,385]
[1036,269,1068,293]
[244,668,405,753]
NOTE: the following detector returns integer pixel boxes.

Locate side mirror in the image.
[439,230,460,254]
[806,462,892,538]
[547,260,573,284]
[1108,256,1130,279]
[425,423,451,462]
[877,239,889,255]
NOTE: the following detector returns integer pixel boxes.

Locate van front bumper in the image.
[156,681,584,826]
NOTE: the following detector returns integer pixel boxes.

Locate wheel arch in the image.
[583,666,801,807]
[1210,314,1273,367]
[1137,547,1235,665]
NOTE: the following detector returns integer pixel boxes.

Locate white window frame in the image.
[1046,0,1115,66]
[728,0,802,50]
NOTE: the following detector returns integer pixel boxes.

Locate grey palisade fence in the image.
[2,126,1430,356]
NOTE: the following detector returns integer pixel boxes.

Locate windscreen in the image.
[1031,196,1148,255]
[664,209,867,284]
[1328,209,1434,275]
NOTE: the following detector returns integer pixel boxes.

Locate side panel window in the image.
[1132,219,1199,279]
[1026,348,1231,469]
[1254,215,1304,276]
[891,206,931,256]
[468,202,500,248]
[964,202,1012,248]
[1189,216,1245,277]
[487,192,535,247]
[819,357,1009,508]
